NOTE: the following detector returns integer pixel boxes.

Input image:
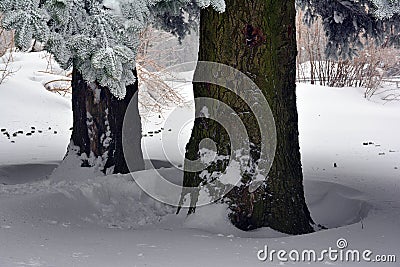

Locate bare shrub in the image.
[0,14,17,85]
[136,27,186,117]
[296,10,400,99]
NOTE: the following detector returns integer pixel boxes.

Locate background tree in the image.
[179,0,400,234]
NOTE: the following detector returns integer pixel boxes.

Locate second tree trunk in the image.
[180,0,315,235]
[70,67,144,174]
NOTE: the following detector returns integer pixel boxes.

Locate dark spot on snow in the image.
[31,126,35,130]
[10,141,15,143]
[38,130,43,133]
[148,131,154,134]
[48,127,52,130]
[378,152,385,155]
[142,134,147,137]
[168,129,172,131]
[17,130,23,134]
[333,163,337,168]
[1,129,6,132]
[69,127,73,130]
[26,133,32,136]
[12,133,17,137]
[54,131,58,134]
[363,141,374,146]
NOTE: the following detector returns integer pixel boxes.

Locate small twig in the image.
[44,78,72,87]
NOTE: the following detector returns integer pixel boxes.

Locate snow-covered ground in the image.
[0,52,399,266]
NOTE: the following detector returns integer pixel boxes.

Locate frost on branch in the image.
[0,0,50,51]
[371,0,400,19]
[0,0,226,99]
[297,0,400,59]
[195,0,225,12]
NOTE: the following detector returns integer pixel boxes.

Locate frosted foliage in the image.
[0,0,225,99]
[371,0,400,18]
[297,0,400,59]
[195,0,225,12]
[0,0,50,51]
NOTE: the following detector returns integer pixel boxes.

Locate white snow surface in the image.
[0,52,399,266]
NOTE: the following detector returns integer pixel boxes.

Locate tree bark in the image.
[180,0,315,234]
[70,67,144,174]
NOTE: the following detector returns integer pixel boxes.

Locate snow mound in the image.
[51,173,175,229]
[306,180,371,229]
[1,165,176,229]
[181,180,372,237]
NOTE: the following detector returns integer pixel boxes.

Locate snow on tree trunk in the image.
[70,66,144,174]
[180,0,315,234]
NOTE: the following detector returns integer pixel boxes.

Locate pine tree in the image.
[0,0,225,174]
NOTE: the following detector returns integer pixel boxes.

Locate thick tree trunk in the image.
[70,67,144,174]
[180,0,315,234]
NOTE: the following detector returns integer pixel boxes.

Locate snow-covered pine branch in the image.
[371,0,400,19]
[297,0,400,59]
[0,0,226,99]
